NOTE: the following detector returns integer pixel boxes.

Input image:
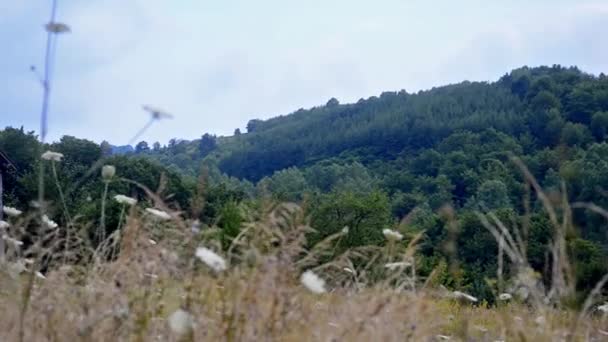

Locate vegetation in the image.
[107,65,608,301]
[2,65,608,340]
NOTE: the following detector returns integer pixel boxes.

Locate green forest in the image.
[3,65,608,303]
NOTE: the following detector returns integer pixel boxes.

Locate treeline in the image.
[0,129,247,246]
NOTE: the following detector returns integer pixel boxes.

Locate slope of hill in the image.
[120,65,608,301]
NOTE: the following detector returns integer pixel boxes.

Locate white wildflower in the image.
[9,261,27,276]
[474,325,488,332]
[382,228,403,241]
[384,262,412,270]
[41,151,63,162]
[45,22,71,33]
[143,105,174,120]
[300,270,326,294]
[0,221,9,229]
[3,206,22,217]
[597,302,608,313]
[191,220,201,234]
[168,309,194,335]
[195,247,227,272]
[534,315,546,326]
[114,195,137,206]
[453,290,478,303]
[3,235,23,247]
[146,208,172,220]
[42,215,58,229]
[498,293,513,301]
[101,165,116,181]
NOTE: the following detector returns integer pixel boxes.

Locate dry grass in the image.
[0,202,606,342]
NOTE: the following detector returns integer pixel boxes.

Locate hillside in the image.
[4,65,607,306]
[124,65,608,301]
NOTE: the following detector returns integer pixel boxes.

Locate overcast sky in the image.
[1,1,607,145]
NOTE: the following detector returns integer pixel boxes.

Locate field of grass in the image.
[1,203,606,341]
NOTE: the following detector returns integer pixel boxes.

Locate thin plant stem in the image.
[99,181,109,242]
[25,0,59,341]
[51,161,73,263]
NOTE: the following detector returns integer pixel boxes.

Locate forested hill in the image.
[202,65,606,182]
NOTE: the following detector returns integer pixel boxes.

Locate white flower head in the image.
[195,247,227,272]
[382,228,403,241]
[300,270,326,294]
[42,215,58,229]
[498,293,513,301]
[0,221,9,230]
[384,262,412,270]
[597,302,608,313]
[102,165,116,181]
[114,195,137,206]
[41,151,64,162]
[143,105,174,120]
[3,206,22,217]
[453,290,478,303]
[45,22,71,34]
[3,235,23,247]
[145,208,172,220]
[535,315,546,326]
[168,309,194,335]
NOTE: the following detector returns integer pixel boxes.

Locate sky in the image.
[1,1,608,145]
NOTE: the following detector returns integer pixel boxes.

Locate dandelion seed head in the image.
[114,195,137,206]
[195,247,227,272]
[300,270,326,294]
[382,228,403,241]
[41,151,64,162]
[3,206,22,217]
[168,309,194,335]
[145,208,172,220]
[102,165,116,181]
